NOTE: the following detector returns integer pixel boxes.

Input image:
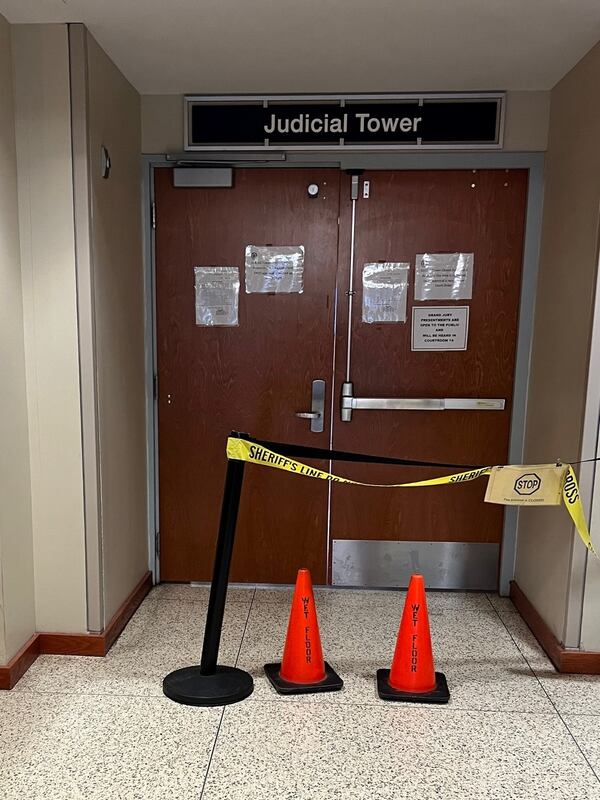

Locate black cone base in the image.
[163,665,254,707]
[264,661,343,695]
[376,669,450,704]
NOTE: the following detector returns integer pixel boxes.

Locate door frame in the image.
[142,151,545,593]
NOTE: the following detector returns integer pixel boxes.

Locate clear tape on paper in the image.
[415,253,473,301]
[362,262,410,324]
[194,266,240,326]
[245,245,304,294]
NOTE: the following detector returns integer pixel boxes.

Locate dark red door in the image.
[155,168,341,582]
[330,169,528,558]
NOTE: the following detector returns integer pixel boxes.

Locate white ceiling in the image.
[2,0,600,95]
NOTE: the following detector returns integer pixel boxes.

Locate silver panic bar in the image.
[340,382,504,421]
[347,397,505,410]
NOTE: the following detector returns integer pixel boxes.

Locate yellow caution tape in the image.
[563,466,597,556]
[226,437,491,487]
[226,438,597,556]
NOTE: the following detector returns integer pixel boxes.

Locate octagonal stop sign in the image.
[514,473,541,496]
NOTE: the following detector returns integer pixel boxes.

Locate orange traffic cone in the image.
[264,568,343,694]
[377,574,450,703]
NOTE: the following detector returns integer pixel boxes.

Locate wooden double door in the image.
[155,167,528,585]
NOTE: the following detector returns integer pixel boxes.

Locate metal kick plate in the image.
[332,540,499,590]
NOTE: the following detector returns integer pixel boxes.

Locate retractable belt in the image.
[226,434,596,556]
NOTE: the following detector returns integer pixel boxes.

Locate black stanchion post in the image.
[162,434,254,706]
[200,456,245,674]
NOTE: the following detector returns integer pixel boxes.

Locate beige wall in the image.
[502,92,550,151]
[515,40,600,643]
[141,90,550,154]
[584,428,600,649]
[84,32,148,624]
[578,48,600,651]
[141,94,183,154]
[0,23,149,653]
[0,14,35,662]
[12,24,88,634]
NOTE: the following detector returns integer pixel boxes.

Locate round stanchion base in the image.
[163,665,254,707]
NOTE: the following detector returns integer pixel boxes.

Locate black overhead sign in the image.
[184,95,504,151]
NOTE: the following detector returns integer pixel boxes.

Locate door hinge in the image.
[151,201,156,230]
[153,373,158,399]
[155,530,160,558]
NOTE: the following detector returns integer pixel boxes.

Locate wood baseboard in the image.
[0,571,152,689]
[510,581,600,674]
[0,635,41,690]
[37,571,153,657]
[102,570,153,653]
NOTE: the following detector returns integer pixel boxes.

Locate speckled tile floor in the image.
[2,585,600,799]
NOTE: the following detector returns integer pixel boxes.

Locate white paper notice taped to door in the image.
[245,245,304,293]
[194,266,240,326]
[362,262,410,324]
[414,253,474,301]
[411,306,469,351]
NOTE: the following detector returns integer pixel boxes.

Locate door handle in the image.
[296,379,325,433]
[341,382,505,421]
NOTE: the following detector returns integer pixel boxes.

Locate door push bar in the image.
[341,382,505,422]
